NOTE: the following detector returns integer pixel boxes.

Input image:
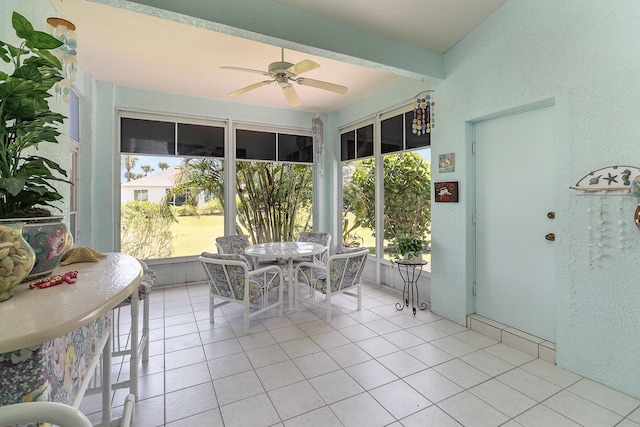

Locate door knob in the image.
[547,212,555,219]
[545,233,555,241]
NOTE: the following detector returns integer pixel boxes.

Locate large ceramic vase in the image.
[21,216,73,281]
[0,222,36,302]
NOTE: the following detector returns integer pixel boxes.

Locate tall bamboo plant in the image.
[236,162,311,243]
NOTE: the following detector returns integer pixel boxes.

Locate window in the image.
[69,89,79,241]
[119,113,226,260]
[134,189,149,201]
[341,108,431,265]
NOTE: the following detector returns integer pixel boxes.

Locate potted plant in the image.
[391,234,425,262]
[0,12,72,282]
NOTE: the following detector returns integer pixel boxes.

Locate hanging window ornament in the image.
[411,94,433,136]
[47,17,78,104]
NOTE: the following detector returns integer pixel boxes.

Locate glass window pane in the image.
[120,155,225,259]
[341,130,355,161]
[405,111,431,149]
[236,129,276,160]
[69,90,79,142]
[178,123,224,157]
[381,114,403,154]
[121,118,175,155]
[278,134,313,163]
[342,159,374,255]
[357,124,374,158]
[236,161,312,243]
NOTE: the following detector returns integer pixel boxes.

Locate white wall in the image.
[433,0,640,398]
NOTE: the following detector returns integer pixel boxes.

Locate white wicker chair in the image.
[294,248,368,322]
[0,402,92,427]
[200,252,284,333]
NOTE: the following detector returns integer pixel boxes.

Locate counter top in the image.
[0,252,142,353]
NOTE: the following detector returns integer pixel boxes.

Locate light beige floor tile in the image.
[483,343,536,366]
[515,404,581,427]
[165,361,212,393]
[220,392,281,427]
[469,379,536,418]
[166,408,223,427]
[369,379,432,419]
[405,342,455,367]
[568,378,640,416]
[268,324,308,343]
[325,342,372,368]
[497,368,561,402]
[618,420,640,427]
[365,318,402,335]
[438,391,509,427]
[164,345,206,370]
[433,359,491,389]
[339,324,379,342]
[283,406,343,427]
[130,395,166,427]
[245,343,290,369]
[292,351,341,379]
[520,358,582,388]
[377,350,428,378]
[213,370,264,406]
[404,369,463,403]
[430,335,477,357]
[345,359,398,390]
[543,390,623,427]
[237,330,277,351]
[255,359,305,391]
[454,330,499,349]
[280,336,323,359]
[309,369,364,404]
[330,392,395,427]
[384,329,427,349]
[202,337,243,360]
[207,352,253,380]
[268,380,325,421]
[629,407,640,423]
[460,350,515,377]
[309,329,350,350]
[399,405,463,426]
[430,318,468,335]
[356,336,401,358]
[165,382,219,424]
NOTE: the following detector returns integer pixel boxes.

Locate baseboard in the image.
[466,314,556,364]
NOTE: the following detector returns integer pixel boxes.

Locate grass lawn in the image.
[169,212,430,264]
[170,215,224,257]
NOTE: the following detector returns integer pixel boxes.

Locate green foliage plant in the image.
[390,234,425,262]
[0,12,70,218]
[344,152,431,244]
[120,201,174,259]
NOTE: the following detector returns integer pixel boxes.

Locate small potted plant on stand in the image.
[391,235,425,263]
[0,12,72,288]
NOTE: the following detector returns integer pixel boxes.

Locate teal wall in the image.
[5,0,640,399]
[432,0,640,398]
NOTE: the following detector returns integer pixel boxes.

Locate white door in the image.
[474,106,556,342]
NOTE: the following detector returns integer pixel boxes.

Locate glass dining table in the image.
[245,241,325,310]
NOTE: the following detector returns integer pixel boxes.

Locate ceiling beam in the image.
[93,0,444,81]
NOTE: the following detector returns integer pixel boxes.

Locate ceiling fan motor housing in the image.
[269,61,294,75]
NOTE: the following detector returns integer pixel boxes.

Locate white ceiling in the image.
[52,0,506,113]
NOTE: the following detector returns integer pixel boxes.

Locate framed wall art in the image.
[434,181,459,202]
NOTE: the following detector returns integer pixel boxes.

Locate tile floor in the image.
[81,280,640,427]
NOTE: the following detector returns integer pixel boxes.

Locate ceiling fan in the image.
[221,48,348,107]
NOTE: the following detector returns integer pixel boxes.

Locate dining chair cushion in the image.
[200,252,279,301]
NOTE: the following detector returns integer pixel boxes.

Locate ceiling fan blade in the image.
[296,77,348,94]
[221,66,273,77]
[287,59,320,76]
[229,80,273,97]
[281,84,300,107]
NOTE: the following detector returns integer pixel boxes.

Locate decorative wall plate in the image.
[570,166,640,192]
